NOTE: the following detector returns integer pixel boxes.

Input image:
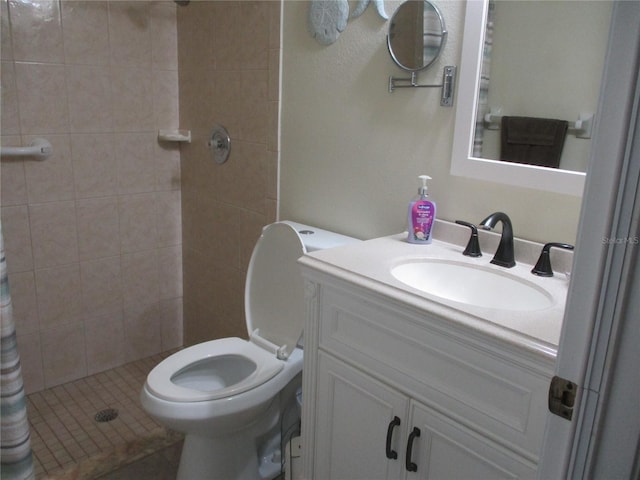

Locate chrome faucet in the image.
[480,212,515,268]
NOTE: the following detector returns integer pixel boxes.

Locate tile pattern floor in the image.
[94,441,183,480]
[26,351,183,479]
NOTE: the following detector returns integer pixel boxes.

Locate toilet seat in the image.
[145,338,284,402]
[245,222,306,359]
[145,223,307,404]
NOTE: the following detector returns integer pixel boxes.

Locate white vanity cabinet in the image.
[314,352,406,479]
[300,269,556,480]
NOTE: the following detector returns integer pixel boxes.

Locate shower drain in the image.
[94,408,119,423]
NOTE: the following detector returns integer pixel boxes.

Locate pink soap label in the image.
[410,201,434,242]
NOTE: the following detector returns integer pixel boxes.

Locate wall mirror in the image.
[451,0,612,196]
[387,0,455,105]
[387,0,447,71]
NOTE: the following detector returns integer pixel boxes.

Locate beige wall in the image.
[0,1,182,393]
[177,1,280,345]
[280,0,582,244]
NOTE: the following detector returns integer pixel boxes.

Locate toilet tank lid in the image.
[279,221,361,252]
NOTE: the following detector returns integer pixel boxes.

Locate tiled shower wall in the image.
[0,0,183,393]
[177,1,280,345]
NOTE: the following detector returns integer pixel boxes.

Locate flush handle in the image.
[548,375,578,421]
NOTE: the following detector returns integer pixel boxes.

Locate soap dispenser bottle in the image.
[407,175,436,244]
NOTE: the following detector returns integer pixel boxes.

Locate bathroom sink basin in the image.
[391,260,554,311]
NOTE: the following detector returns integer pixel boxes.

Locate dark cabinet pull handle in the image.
[385,416,401,459]
[405,427,421,472]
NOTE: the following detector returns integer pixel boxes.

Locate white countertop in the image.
[299,222,572,360]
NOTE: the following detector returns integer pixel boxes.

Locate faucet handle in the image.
[532,242,574,277]
[455,220,482,257]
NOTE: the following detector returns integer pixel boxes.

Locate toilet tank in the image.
[280,221,361,252]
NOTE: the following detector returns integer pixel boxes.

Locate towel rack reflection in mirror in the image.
[483,108,593,139]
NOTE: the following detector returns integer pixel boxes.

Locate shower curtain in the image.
[0,222,34,480]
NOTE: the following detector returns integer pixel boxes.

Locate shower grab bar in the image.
[483,108,594,139]
[1,138,53,160]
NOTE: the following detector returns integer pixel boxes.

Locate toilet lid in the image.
[245,223,306,359]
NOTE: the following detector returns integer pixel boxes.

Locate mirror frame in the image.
[450,0,586,197]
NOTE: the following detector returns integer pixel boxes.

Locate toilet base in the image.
[145,361,303,479]
[175,379,301,480]
[177,432,262,480]
[176,417,286,480]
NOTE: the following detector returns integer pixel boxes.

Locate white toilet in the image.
[140,221,358,480]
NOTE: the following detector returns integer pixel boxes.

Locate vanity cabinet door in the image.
[405,401,537,480]
[314,352,408,480]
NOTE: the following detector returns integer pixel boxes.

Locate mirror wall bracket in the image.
[388,66,456,107]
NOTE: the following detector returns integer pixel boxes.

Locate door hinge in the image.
[548,375,578,420]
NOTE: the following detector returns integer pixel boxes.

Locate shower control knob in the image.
[208,124,231,164]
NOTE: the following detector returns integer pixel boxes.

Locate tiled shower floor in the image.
[26,351,183,479]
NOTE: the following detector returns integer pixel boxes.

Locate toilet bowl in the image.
[140,221,358,480]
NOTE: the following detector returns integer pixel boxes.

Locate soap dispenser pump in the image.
[407,175,436,244]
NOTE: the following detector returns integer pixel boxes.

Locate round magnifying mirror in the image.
[387,0,447,72]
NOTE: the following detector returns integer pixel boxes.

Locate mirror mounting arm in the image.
[388,66,456,107]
